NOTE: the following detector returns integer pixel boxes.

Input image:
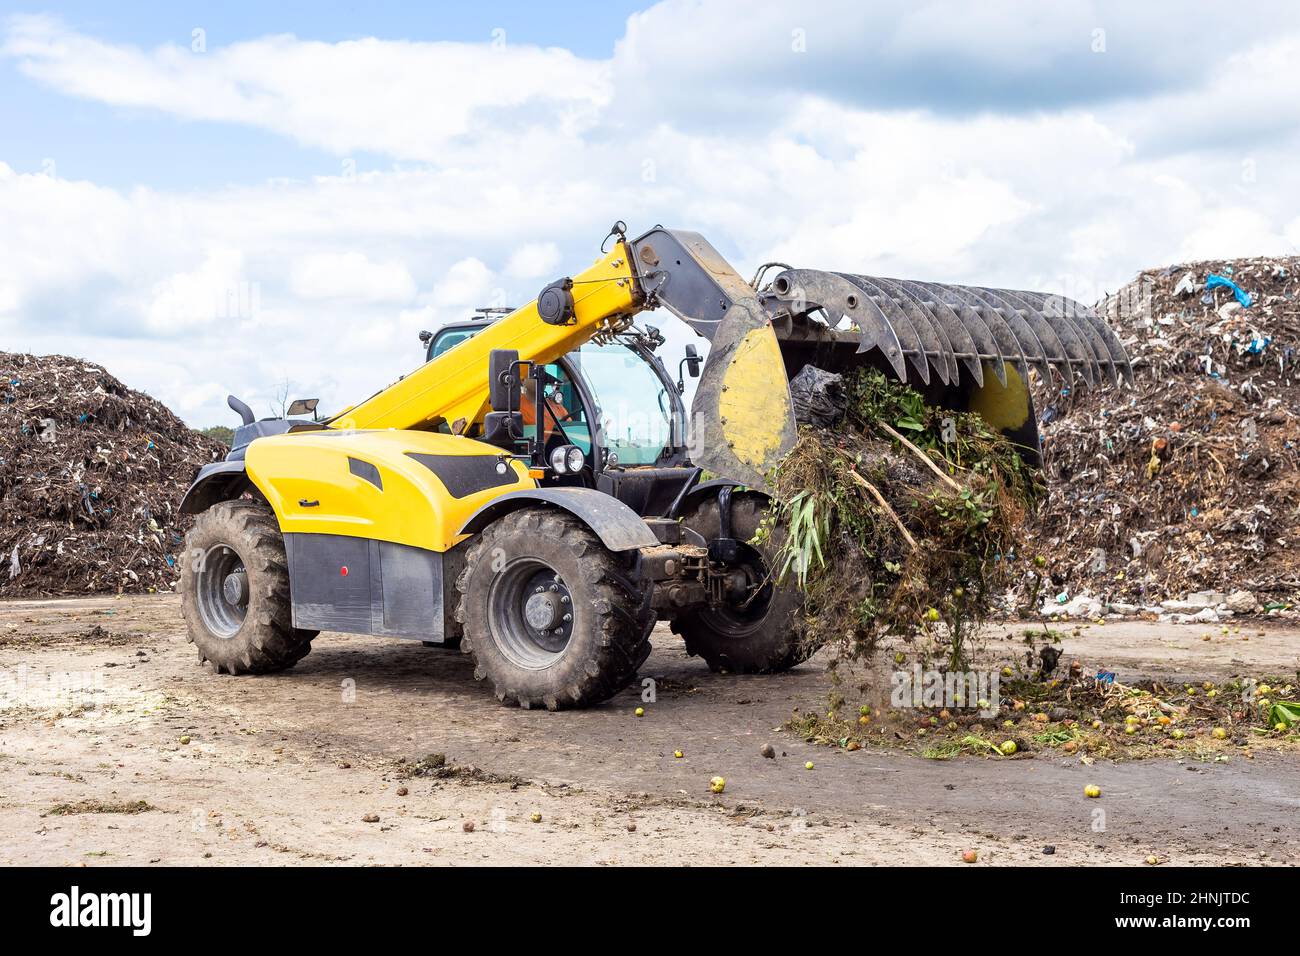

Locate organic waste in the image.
[0,351,224,596]
[762,367,1042,672]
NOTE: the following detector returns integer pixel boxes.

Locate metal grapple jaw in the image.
[627,227,1132,490]
[764,269,1132,392]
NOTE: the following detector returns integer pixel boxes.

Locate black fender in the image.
[459,488,658,552]
[674,477,766,518]
[179,460,252,515]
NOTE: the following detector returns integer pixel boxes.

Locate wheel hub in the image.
[524,591,562,630]
[488,562,575,667]
[222,570,248,607]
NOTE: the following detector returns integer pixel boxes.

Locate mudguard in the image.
[179,460,251,515]
[459,488,659,552]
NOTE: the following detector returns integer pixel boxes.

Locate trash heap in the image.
[767,367,1041,671]
[0,352,224,596]
[1031,256,1300,613]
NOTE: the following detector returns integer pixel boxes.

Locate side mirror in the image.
[489,349,521,412]
[287,398,319,418]
[483,411,523,450]
[685,344,702,378]
[677,344,703,394]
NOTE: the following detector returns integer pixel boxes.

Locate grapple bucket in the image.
[627,227,1131,489]
[765,268,1132,391]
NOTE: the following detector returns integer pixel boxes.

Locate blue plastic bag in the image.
[1205,273,1252,308]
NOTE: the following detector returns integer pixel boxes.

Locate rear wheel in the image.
[455,508,652,710]
[671,492,813,673]
[180,499,317,674]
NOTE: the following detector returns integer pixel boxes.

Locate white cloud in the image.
[2,14,611,162]
[1,4,1299,427]
[504,242,562,279]
[289,251,416,303]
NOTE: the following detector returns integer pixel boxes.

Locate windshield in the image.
[572,342,675,466]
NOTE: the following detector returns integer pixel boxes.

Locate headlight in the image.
[549,444,585,474]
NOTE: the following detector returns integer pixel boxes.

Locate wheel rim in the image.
[195,544,248,638]
[487,558,574,669]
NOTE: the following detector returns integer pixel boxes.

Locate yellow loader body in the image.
[245,430,534,554]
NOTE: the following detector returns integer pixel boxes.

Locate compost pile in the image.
[0,352,224,596]
[766,367,1041,671]
[1031,256,1300,607]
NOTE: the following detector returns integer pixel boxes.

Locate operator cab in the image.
[420,308,703,517]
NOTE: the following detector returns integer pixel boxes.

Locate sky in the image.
[2,0,1299,427]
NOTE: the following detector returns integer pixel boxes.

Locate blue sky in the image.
[0,1,645,189]
[2,1,1298,426]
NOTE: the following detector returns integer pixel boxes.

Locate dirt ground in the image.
[1,595,1297,866]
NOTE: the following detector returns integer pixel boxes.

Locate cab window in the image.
[572,343,674,466]
[429,327,478,359]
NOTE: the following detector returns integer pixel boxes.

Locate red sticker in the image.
[340,566,349,577]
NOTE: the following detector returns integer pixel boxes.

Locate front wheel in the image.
[454,508,652,710]
[671,492,814,674]
[179,499,317,675]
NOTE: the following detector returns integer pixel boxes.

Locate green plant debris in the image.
[761,369,1042,672]
[785,663,1300,761]
[44,799,154,816]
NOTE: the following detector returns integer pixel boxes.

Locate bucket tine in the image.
[770,269,911,382]
[835,273,929,384]
[996,288,1097,389]
[919,281,1018,387]
[1016,290,1127,386]
[842,273,953,385]
[873,275,984,387]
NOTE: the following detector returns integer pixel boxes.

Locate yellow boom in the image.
[330,243,640,433]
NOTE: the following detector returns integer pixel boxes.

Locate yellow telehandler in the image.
[178,223,1129,709]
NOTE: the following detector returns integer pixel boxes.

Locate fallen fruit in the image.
[530,812,542,823]
[634,707,645,717]
[396,787,409,797]
[924,608,941,622]
[1000,740,1017,756]
[709,776,726,794]
[179,735,191,745]
[1211,728,1228,740]
[674,750,684,759]
[760,743,776,759]
[462,820,475,832]
[1145,855,1159,865]
[962,850,978,863]
[1084,784,1101,798]
[805,761,815,770]
[1169,728,1185,740]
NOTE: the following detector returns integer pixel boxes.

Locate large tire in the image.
[671,492,813,674]
[454,507,652,710]
[179,499,317,675]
